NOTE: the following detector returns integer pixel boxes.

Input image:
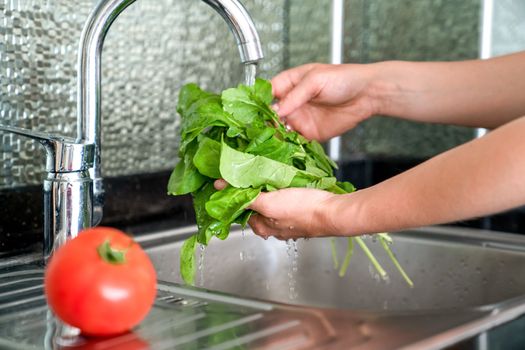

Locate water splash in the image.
[369,264,381,282]
[244,63,257,86]
[265,281,271,291]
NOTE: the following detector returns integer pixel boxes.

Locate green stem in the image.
[328,185,347,194]
[330,238,339,270]
[338,238,354,277]
[379,235,414,287]
[97,239,127,265]
[355,237,387,279]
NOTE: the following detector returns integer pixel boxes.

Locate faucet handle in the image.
[1,124,96,260]
[0,124,94,173]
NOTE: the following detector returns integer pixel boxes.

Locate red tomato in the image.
[44,227,157,336]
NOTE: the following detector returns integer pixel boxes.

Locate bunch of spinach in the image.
[168,78,413,287]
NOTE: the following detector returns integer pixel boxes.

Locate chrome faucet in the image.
[78,0,264,227]
[0,0,263,261]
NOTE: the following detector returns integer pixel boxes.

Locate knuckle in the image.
[249,216,266,236]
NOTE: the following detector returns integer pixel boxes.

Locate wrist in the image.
[322,192,365,236]
[365,61,415,117]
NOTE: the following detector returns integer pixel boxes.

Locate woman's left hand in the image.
[215,179,340,240]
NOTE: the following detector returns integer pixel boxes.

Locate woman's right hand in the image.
[271,63,384,141]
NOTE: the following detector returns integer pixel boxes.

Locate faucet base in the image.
[43,171,93,261]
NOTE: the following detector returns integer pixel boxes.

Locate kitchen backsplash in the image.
[0,0,288,189]
[340,0,480,160]
[1,0,486,190]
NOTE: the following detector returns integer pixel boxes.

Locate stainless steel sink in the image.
[2,225,525,349]
[138,225,525,348]
[143,225,525,312]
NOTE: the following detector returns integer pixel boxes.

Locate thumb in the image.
[248,191,271,215]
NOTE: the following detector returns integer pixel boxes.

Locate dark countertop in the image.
[450,314,525,350]
[1,158,525,349]
[1,158,524,256]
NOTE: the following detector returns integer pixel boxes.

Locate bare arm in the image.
[375,51,525,129]
[328,116,525,236]
[246,116,525,239]
[273,51,525,141]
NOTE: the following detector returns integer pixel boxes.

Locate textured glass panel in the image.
[341,0,480,160]
[287,0,331,67]
[0,0,286,189]
[0,0,485,189]
[0,1,93,187]
[100,0,286,177]
[491,0,525,56]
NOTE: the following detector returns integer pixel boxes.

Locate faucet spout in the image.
[202,0,264,63]
[77,0,264,226]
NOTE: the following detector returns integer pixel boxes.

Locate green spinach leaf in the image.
[169,78,411,288]
[193,136,221,179]
[220,141,297,189]
[167,139,206,195]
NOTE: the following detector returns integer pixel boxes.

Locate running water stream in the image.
[286,239,299,300]
[238,63,256,264]
[239,228,246,261]
[244,62,257,86]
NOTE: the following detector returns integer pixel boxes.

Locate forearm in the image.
[370,51,525,128]
[330,116,525,235]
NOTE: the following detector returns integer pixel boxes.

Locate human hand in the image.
[214,179,340,240]
[271,63,382,141]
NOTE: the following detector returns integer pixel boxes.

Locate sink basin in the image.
[137,225,525,348]
[2,225,525,349]
[142,225,525,312]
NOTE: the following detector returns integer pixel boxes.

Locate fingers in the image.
[271,63,317,99]
[248,214,281,240]
[271,64,324,118]
[213,179,228,190]
[248,213,301,241]
[274,72,325,119]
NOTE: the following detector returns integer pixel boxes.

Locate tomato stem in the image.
[97,240,127,264]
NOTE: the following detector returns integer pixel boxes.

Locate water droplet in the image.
[368,264,380,282]
[198,245,206,286]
